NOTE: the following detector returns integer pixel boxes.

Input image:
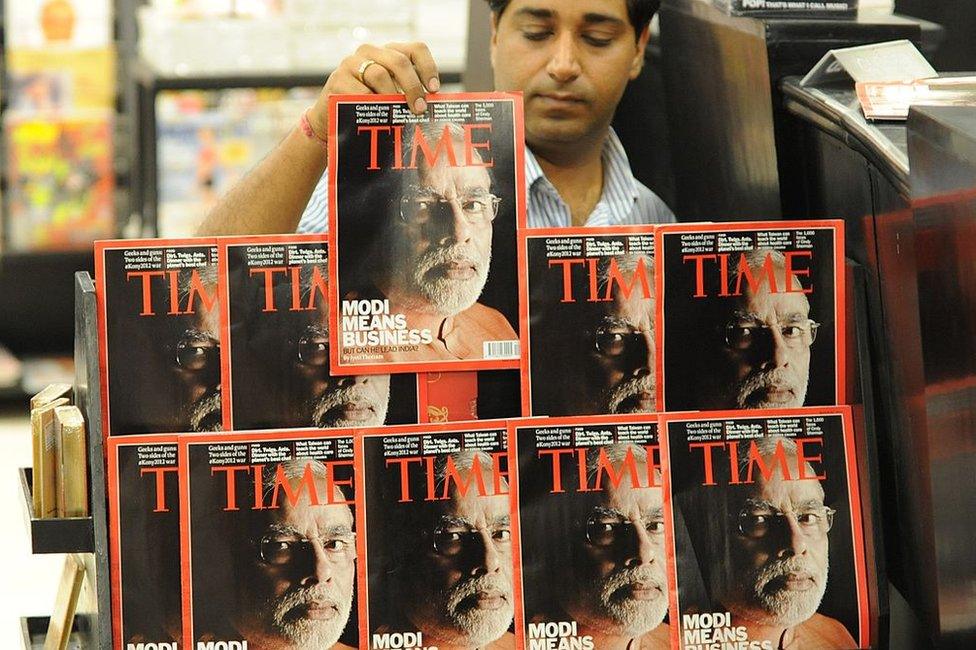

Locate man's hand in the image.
[307,42,442,142]
[196,42,440,237]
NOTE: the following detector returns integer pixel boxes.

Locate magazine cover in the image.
[180,430,360,649]
[660,407,869,650]
[107,435,182,648]
[6,47,117,111]
[511,415,671,649]
[520,226,656,417]
[221,234,420,430]
[5,0,113,49]
[656,220,845,412]
[4,113,115,251]
[95,238,223,436]
[356,420,519,649]
[328,92,526,375]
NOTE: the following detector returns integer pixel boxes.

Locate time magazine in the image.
[107,435,182,648]
[328,92,526,375]
[660,407,870,650]
[519,226,656,417]
[220,234,420,430]
[95,238,223,436]
[656,220,845,412]
[179,430,360,649]
[510,415,671,649]
[355,420,519,649]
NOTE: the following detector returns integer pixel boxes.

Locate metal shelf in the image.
[18,468,94,554]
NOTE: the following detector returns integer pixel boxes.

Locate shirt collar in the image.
[524,127,639,202]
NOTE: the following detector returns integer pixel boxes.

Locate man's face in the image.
[703,269,813,410]
[393,139,495,317]
[405,468,514,646]
[719,459,831,627]
[490,0,648,151]
[238,480,357,650]
[174,284,222,432]
[565,460,668,636]
[574,270,655,414]
[293,302,390,428]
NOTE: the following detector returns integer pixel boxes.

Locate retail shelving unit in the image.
[17,272,110,649]
[0,0,135,391]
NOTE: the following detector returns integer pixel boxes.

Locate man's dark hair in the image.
[485,0,661,37]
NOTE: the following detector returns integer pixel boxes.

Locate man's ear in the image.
[489,11,499,71]
[630,24,651,80]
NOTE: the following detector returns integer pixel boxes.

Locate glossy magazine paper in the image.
[519,226,656,417]
[179,429,360,649]
[219,234,420,430]
[355,420,519,649]
[656,220,845,412]
[107,435,181,648]
[328,92,526,375]
[95,238,224,436]
[660,407,869,650]
[510,415,671,649]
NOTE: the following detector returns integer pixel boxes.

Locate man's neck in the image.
[530,130,607,227]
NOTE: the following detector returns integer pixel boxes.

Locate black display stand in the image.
[780,66,976,646]
[17,272,110,649]
[659,0,942,221]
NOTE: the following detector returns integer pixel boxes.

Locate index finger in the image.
[386,41,440,94]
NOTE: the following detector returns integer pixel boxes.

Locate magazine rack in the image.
[17,272,110,649]
[16,264,887,649]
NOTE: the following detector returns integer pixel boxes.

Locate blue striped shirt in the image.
[297,127,674,232]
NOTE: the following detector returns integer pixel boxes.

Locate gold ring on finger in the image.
[357,59,379,86]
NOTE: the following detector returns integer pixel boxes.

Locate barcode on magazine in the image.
[484,340,520,359]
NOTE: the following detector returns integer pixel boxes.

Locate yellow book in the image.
[54,406,87,518]
[30,397,69,518]
[29,383,72,410]
[29,384,71,514]
[31,397,68,519]
[44,554,85,650]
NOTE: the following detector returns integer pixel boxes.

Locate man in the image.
[525,443,669,649]
[231,459,358,650]
[687,437,856,649]
[173,264,223,431]
[196,0,673,238]
[531,253,654,415]
[340,121,517,363]
[372,449,515,649]
[230,261,392,428]
[684,248,819,411]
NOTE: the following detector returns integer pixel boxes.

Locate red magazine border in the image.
[352,418,517,646]
[657,405,869,649]
[106,433,179,650]
[94,238,220,439]
[327,92,527,376]
[507,413,662,647]
[517,225,657,416]
[654,220,847,412]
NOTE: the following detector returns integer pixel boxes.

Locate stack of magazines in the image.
[96,91,872,650]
